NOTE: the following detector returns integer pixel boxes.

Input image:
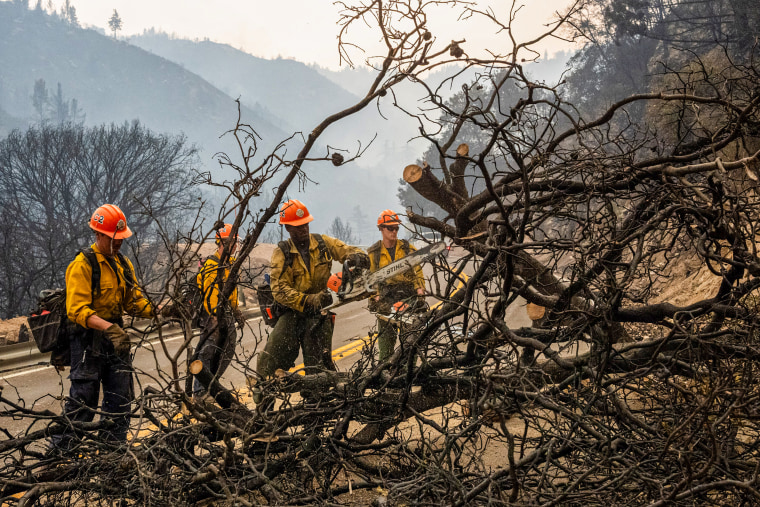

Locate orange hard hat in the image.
[215,223,237,241]
[279,199,314,226]
[377,209,401,226]
[90,204,132,239]
[327,272,342,293]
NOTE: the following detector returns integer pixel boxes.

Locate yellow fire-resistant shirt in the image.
[367,239,425,292]
[270,234,363,312]
[65,243,154,328]
[197,253,239,315]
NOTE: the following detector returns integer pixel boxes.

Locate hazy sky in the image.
[45,0,578,69]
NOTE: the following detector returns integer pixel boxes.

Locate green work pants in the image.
[256,311,335,378]
[376,317,399,361]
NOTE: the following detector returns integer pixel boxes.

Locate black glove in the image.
[304,292,333,313]
[160,303,180,318]
[347,252,370,270]
[104,323,130,354]
[411,295,428,313]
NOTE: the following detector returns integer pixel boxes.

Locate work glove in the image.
[233,307,246,328]
[411,295,429,313]
[346,252,370,270]
[105,323,130,354]
[160,302,180,318]
[303,292,333,313]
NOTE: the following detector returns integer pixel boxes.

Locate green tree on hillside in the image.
[59,0,78,26]
[564,0,760,121]
[108,9,122,37]
[30,78,48,123]
[30,79,84,124]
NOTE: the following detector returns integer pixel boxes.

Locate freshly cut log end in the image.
[451,144,470,198]
[402,161,460,216]
[526,303,546,321]
[404,164,423,183]
[190,359,204,375]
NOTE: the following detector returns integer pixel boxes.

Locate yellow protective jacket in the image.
[367,239,425,292]
[66,243,154,328]
[197,253,239,315]
[270,234,363,312]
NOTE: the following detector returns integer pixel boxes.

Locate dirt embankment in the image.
[0,317,31,346]
[650,247,720,306]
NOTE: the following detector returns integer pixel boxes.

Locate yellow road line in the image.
[289,335,373,374]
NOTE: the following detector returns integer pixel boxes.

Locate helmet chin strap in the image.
[99,232,117,257]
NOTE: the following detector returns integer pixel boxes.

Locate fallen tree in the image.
[3,0,760,505]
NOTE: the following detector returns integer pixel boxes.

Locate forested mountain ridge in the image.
[0,3,287,159]
[124,30,439,240]
[0,2,419,239]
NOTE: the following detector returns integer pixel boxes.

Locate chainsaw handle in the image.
[339,260,355,297]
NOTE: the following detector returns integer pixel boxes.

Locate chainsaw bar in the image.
[325,241,447,310]
[365,241,447,289]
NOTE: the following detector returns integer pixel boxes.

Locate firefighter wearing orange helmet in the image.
[367,209,425,361]
[256,199,369,378]
[191,222,246,398]
[54,204,155,448]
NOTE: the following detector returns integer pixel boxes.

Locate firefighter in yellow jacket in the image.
[256,199,369,377]
[367,209,425,361]
[54,204,154,449]
[193,223,245,396]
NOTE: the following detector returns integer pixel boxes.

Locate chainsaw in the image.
[324,241,448,310]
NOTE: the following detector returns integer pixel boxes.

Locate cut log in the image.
[450,143,469,199]
[526,302,546,321]
[190,360,242,410]
[269,369,349,393]
[402,163,426,184]
[403,162,460,216]
[350,383,467,444]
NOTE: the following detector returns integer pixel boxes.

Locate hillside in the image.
[129,32,360,133]
[0,105,25,139]
[0,4,287,165]
[126,30,429,240]
[0,3,520,242]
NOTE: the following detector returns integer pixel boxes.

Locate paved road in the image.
[0,299,375,436]
[0,255,532,438]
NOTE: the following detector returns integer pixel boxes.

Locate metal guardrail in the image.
[0,341,48,373]
[0,307,261,375]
